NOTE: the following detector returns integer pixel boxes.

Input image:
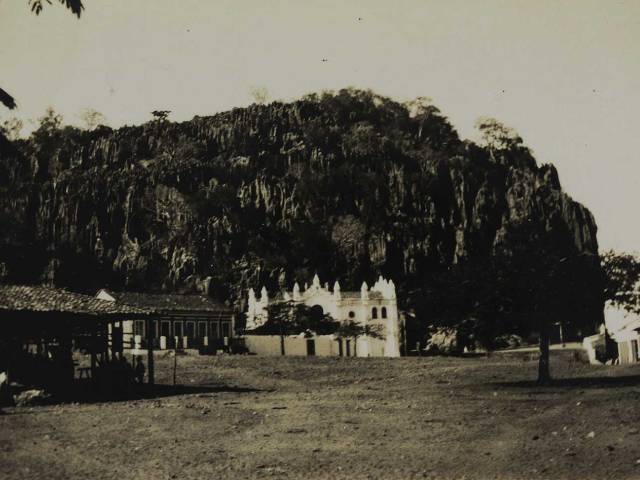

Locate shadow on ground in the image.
[493,374,640,389]
[3,382,268,409]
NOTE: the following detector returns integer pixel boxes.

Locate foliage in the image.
[1,0,84,111]
[475,117,524,151]
[601,250,640,313]
[0,118,23,141]
[0,88,601,374]
[79,108,106,130]
[28,0,83,18]
[0,88,16,110]
[335,320,384,340]
[251,301,339,337]
[249,86,269,105]
[151,110,171,122]
[410,220,602,381]
[34,107,63,136]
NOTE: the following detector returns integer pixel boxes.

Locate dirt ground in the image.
[2,350,640,480]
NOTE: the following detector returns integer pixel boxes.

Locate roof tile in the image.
[104,290,231,314]
[0,285,150,316]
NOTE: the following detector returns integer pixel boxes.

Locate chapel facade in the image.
[245,274,401,357]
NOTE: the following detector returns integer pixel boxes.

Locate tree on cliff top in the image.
[0,118,23,141]
[79,108,107,131]
[151,110,171,122]
[475,117,523,151]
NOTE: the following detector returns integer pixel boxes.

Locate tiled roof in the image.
[0,285,151,317]
[103,290,231,314]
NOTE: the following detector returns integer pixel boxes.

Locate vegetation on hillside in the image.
[0,89,603,380]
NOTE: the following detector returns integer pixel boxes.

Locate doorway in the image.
[306,338,316,356]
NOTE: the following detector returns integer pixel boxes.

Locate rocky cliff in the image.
[0,89,599,320]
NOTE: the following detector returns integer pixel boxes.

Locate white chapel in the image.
[245,274,401,357]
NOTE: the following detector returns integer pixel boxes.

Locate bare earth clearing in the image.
[2,351,640,480]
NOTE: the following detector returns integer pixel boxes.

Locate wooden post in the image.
[173,348,177,386]
[146,318,155,388]
[90,325,97,381]
[101,323,109,363]
[60,320,74,385]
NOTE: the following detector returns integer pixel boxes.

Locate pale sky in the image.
[1,0,639,252]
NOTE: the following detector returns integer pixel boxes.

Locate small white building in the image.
[244,274,401,357]
[583,302,640,364]
[604,302,640,364]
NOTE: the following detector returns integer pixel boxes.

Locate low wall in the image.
[243,335,283,356]
[243,335,387,357]
[243,335,337,356]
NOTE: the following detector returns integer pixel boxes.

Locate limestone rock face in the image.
[0,90,599,312]
[424,327,461,354]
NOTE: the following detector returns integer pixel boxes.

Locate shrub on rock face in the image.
[424,327,461,354]
[492,334,523,350]
[13,389,51,407]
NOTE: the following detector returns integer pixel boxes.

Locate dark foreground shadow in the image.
[408,352,489,359]
[4,382,268,409]
[493,374,640,389]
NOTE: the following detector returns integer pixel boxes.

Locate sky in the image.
[1,0,639,252]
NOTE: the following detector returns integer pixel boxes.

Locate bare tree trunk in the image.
[538,323,551,385]
[279,323,285,356]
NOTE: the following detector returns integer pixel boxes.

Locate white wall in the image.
[243,334,393,357]
[605,303,640,337]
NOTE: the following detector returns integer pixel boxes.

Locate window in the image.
[348,311,355,319]
[221,321,231,338]
[198,322,207,338]
[134,320,145,337]
[381,307,387,319]
[160,321,171,338]
[209,321,219,338]
[186,322,196,339]
[632,340,639,361]
[174,321,183,337]
[371,307,378,319]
